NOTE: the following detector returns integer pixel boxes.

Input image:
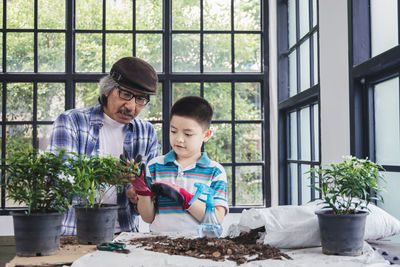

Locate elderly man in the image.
[48,56,159,235]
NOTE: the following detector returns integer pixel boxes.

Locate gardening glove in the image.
[151,181,194,210]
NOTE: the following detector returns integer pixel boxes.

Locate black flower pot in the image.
[11,211,62,256]
[74,204,119,245]
[315,209,368,256]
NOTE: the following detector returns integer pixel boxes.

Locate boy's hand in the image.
[151,181,194,210]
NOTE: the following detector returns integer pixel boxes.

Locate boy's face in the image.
[169,115,212,162]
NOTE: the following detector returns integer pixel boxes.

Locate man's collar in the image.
[164,150,211,167]
[90,105,135,130]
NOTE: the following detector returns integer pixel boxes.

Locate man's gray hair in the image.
[99,75,118,96]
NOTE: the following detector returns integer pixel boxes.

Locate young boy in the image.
[131,96,228,232]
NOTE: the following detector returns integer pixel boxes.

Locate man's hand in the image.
[151,181,194,210]
[126,186,138,203]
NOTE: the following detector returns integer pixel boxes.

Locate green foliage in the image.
[309,156,385,215]
[2,148,74,214]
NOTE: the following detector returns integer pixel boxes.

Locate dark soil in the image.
[60,236,79,247]
[129,227,292,265]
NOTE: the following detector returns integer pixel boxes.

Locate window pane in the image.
[172,82,200,103]
[136,0,162,30]
[137,34,162,72]
[374,77,400,165]
[236,166,263,205]
[313,32,319,85]
[75,83,98,109]
[204,82,231,120]
[301,164,311,204]
[6,125,33,155]
[7,0,34,29]
[289,50,297,96]
[37,83,65,121]
[7,33,34,72]
[204,0,230,30]
[300,107,311,161]
[172,0,200,30]
[312,0,318,27]
[152,123,163,155]
[235,123,261,162]
[234,34,261,72]
[75,33,102,72]
[7,83,33,121]
[38,0,65,29]
[204,34,231,72]
[172,34,200,72]
[138,83,162,121]
[106,0,133,30]
[0,33,2,72]
[313,104,319,160]
[106,33,133,71]
[371,0,398,57]
[0,0,2,28]
[205,123,232,163]
[38,124,52,151]
[234,0,260,31]
[224,166,232,205]
[289,163,298,205]
[300,39,310,92]
[289,111,297,160]
[288,0,296,47]
[0,84,2,121]
[378,171,400,221]
[299,0,309,39]
[76,0,102,29]
[38,33,65,72]
[235,82,261,120]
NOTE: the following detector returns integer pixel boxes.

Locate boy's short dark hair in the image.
[170,96,213,129]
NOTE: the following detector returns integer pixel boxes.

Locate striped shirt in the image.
[147,150,229,233]
[47,104,158,235]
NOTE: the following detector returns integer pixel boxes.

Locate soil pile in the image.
[130,227,292,265]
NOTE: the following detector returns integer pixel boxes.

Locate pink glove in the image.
[130,163,155,196]
[151,181,194,209]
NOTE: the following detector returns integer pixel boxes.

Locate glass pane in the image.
[6,125,33,155]
[375,77,400,165]
[7,33,34,72]
[204,82,231,120]
[236,166,263,205]
[289,50,297,96]
[288,0,296,47]
[172,82,200,103]
[38,124,52,151]
[0,33,2,72]
[172,0,200,30]
[289,111,297,160]
[152,123,163,155]
[371,0,398,57]
[378,171,400,221]
[106,0,133,30]
[235,83,261,120]
[313,32,319,85]
[224,166,232,205]
[300,107,311,161]
[313,104,319,160]
[0,0,2,28]
[172,34,200,72]
[204,34,231,72]
[38,0,65,29]
[204,0,230,30]
[136,0,162,30]
[138,83,162,120]
[300,39,310,92]
[301,164,311,204]
[137,34,162,72]
[37,83,65,121]
[234,0,260,31]
[235,123,261,162]
[38,33,65,72]
[312,0,318,27]
[289,163,298,205]
[75,83,98,109]
[7,0,34,29]
[234,34,261,72]
[205,123,232,163]
[299,0,309,39]
[106,33,133,71]
[76,0,102,29]
[75,33,102,72]
[0,84,2,121]
[7,83,33,121]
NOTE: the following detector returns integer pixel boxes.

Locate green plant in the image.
[2,148,74,214]
[67,153,131,208]
[309,156,385,215]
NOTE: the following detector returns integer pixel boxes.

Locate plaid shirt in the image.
[48,104,158,235]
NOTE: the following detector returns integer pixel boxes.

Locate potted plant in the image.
[67,153,130,245]
[2,148,74,256]
[309,156,385,256]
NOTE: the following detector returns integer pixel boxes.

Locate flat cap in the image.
[110,57,158,95]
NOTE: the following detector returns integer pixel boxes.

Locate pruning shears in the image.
[97,241,130,254]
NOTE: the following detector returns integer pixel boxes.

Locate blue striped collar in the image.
[164,150,211,167]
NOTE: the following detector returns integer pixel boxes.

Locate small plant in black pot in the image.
[2,148,74,256]
[309,156,385,256]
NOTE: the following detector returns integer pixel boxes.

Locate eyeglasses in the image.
[116,86,150,106]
